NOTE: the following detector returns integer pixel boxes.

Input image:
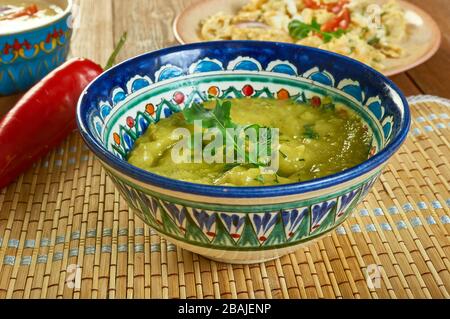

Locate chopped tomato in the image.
[325,0,349,14]
[304,0,349,13]
[303,0,320,10]
[321,8,351,32]
[341,7,350,20]
[5,4,38,20]
[321,16,340,32]
[339,7,351,29]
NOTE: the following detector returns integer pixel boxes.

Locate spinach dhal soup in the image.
[127,96,373,186]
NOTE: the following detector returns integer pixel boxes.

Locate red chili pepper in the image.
[0,59,103,189]
[0,33,127,189]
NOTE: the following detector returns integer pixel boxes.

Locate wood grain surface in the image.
[71,0,450,98]
[0,0,448,116]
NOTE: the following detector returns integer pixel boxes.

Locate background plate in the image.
[173,0,442,77]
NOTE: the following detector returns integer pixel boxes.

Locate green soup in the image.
[128,97,372,186]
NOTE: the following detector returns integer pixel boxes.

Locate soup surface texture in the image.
[128,97,372,186]
[0,1,63,33]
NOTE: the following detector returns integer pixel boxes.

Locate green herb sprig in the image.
[288,19,346,43]
[303,124,319,139]
[182,98,271,168]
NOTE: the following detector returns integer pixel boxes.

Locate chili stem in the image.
[104,32,128,70]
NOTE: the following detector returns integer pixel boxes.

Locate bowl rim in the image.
[77,40,411,199]
[0,0,73,37]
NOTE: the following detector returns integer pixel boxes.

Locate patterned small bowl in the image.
[77,41,410,264]
[0,0,72,96]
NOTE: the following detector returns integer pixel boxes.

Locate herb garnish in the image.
[303,124,319,139]
[274,174,280,184]
[254,175,265,184]
[367,37,380,46]
[183,98,235,132]
[182,98,272,168]
[222,163,241,173]
[288,19,347,43]
[321,96,335,112]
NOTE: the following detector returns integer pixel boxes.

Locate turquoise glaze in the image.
[0,0,72,96]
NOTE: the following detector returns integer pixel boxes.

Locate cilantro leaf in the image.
[367,37,380,46]
[289,19,347,43]
[244,123,274,161]
[303,124,319,139]
[182,98,271,167]
[288,19,320,40]
[254,174,265,184]
[182,99,235,131]
[222,163,240,172]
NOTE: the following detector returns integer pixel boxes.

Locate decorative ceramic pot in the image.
[77,41,410,264]
[0,0,72,96]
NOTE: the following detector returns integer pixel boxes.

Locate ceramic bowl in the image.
[0,0,73,96]
[77,41,410,264]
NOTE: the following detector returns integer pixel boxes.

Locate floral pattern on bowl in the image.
[90,56,395,156]
[77,41,410,263]
[0,0,72,96]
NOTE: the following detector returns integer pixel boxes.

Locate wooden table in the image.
[0,0,449,116]
[75,0,450,99]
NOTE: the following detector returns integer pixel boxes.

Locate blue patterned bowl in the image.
[77,41,410,264]
[0,0,72,96]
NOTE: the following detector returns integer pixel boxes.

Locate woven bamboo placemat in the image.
[0,95,448,299]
